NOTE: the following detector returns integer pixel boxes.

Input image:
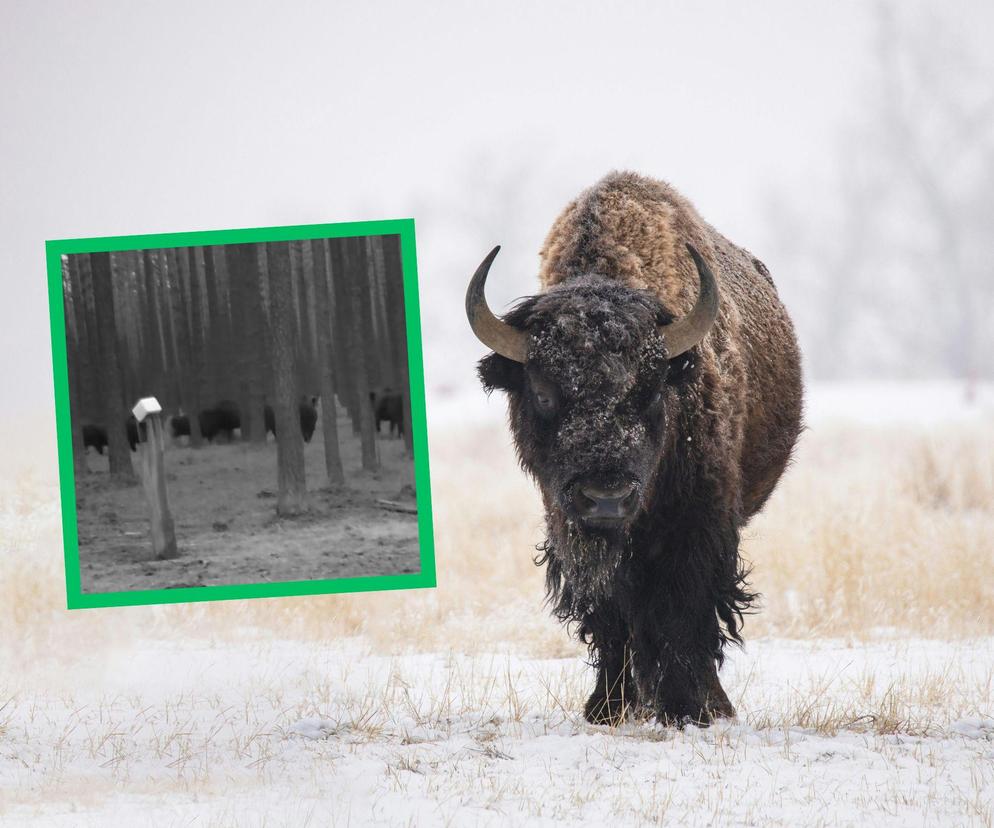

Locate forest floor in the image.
[73,412,418,594]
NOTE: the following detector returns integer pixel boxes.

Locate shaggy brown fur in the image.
[476,171,803,727]
[539,171,803,517]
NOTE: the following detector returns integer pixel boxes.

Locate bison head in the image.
[468,245,718,550]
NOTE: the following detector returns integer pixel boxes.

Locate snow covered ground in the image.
[2,636,993,826]
[2,379,993,825]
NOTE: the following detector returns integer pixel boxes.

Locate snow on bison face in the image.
[480,276,678,538]
[469,244,716,544]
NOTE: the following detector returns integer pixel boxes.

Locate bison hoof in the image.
[656,699,736,729]
[584,692,635,727]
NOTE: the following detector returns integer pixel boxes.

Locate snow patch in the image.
[288,716,339,740]
[949,717,994,739]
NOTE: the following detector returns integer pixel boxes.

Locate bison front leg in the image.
[584,642,638,726]
[578,605,639,726]
[631,645,735,726]
[629,517,745,726]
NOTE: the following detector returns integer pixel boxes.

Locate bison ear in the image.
[665,350,701,386]
[478,352,524,394]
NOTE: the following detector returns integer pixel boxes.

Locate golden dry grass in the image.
[2,420,994,660]
[745,424,994,639]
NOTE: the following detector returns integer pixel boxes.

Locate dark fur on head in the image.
[481,278,685,602]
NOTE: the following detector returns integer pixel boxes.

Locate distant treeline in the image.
[62,236,411,510]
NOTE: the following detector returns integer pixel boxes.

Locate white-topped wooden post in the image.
[132,397,179,560]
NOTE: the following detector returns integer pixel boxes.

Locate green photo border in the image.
[46,218,436,609]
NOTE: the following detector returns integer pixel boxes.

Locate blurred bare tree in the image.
[416,146,572,395]
[768,2,994,392]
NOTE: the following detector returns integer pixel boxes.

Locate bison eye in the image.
[643,387,664,414]
[535,390,556,414]
[530,381,560,417]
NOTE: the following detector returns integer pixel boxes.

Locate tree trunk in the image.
[206,246,236,402]
[382,235,413,453]
[225,244,263,441]
[311,238,345,485]
[299,240,321,395]
[185,247,205,446]
[250,246,272,440]
[77,255,104,422]
[135,251,157,394]
[343,237,379,471]
[303,242,320,393]
[90,252,134,480]
[159,250,182,412]
[368,236,395,389]
[166,249,194,427]
[254,244,277,404]
[63,257,89,475]
[111,252,137,406]
[327,239,359,432]
[142,250,168,402]
[67,256,93,451]
[267,241,308,515]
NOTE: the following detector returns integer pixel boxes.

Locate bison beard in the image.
[468,172,802,728]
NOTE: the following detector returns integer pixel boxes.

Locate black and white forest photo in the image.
[61,233,420,596]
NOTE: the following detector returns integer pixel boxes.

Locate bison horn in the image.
[465,245,529,363]
[659,244,720,357]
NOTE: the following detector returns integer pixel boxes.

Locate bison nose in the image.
[576,481,638,522]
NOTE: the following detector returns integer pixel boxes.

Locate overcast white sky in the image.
[2,1,992,444]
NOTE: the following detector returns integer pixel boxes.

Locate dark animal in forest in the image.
[82,420,144,454]
[199,400,241,443]
[370,389,403,438]
[467,172,803,727]
[299,397,317,442]
[264,398,318,443]
[82,424,108,455]
[169,413,191,440]
[125,415,147,452]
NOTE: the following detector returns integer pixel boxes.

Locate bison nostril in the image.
[576,482,638,520]
[576,490,598,512]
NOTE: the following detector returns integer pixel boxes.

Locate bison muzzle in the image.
[466,172,803,727]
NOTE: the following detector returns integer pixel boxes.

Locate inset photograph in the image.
[48,221,434,607]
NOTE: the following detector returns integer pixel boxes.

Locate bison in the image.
[466,172,803,727]
[264,397,318,443]
[199,400,241,443]
[82,424,108,455]
[83,420,144,454]
[369,389,404,438]
[169,413,191,441]
[125,415,147,452]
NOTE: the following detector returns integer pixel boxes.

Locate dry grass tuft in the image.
[746,423,994,639]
